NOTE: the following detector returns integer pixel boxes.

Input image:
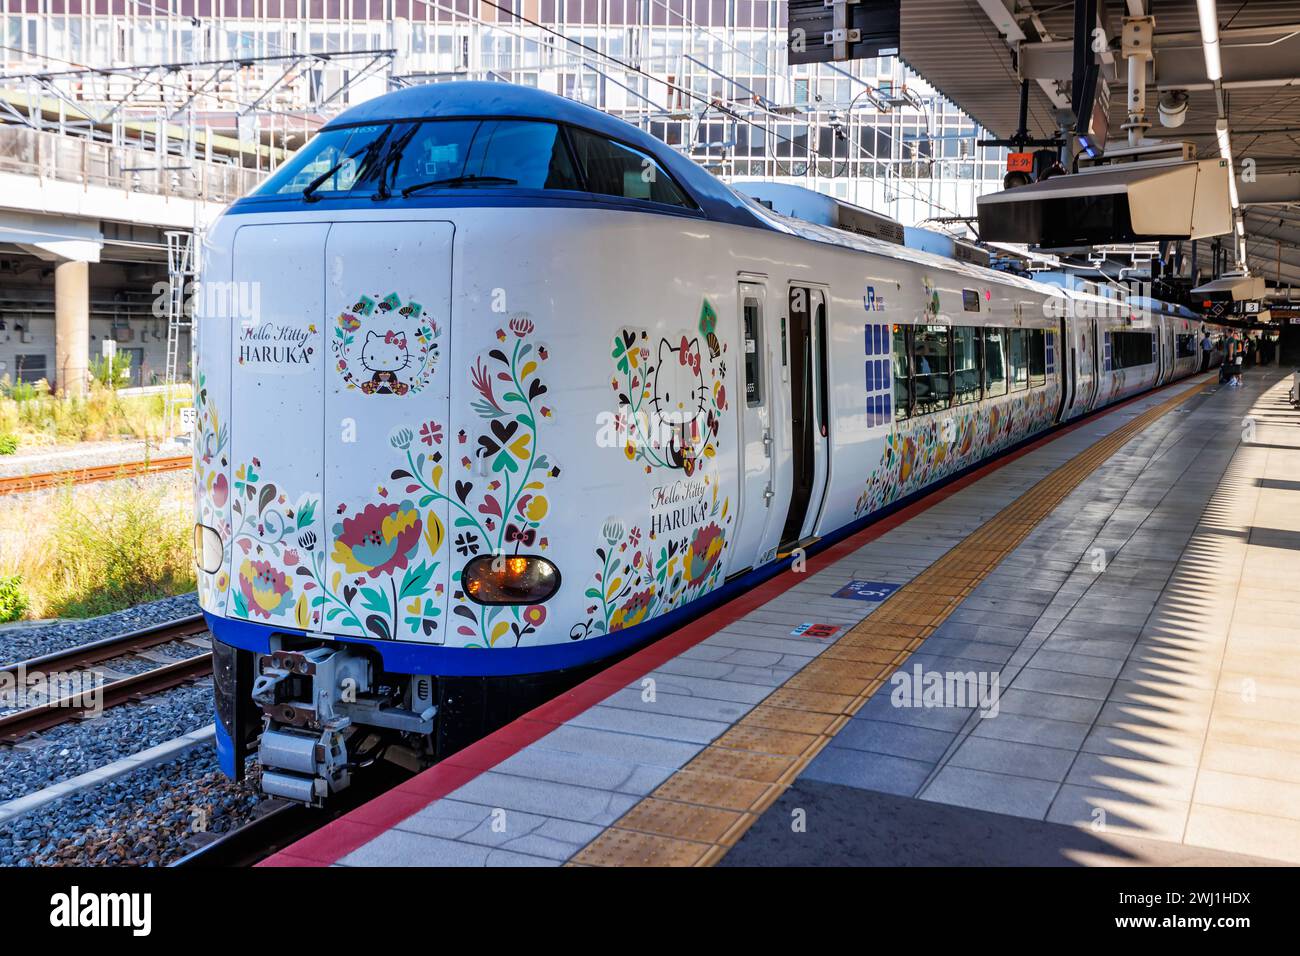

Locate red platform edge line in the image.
[260,376,1204,866]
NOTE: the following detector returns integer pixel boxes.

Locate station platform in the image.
[264,365,1300,867]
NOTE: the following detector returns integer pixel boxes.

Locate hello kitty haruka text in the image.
[333,290,440,394]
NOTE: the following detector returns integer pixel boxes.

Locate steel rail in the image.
[0,613,212,743]
[0,454,191,496]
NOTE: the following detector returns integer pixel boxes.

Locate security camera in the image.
[1158,90,1189,128]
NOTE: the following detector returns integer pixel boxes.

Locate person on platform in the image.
[1230,337,1245,387]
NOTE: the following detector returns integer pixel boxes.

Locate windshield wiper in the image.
[370,124,421,201]
[400,175,518,197]
[302,127,392,202]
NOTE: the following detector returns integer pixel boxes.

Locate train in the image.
[191,81,1227,804]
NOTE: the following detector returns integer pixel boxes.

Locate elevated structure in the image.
[897,0,1300,299]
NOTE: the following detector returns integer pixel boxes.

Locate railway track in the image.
[0,454,191,496]
[0,613,211,743]
[171,762,415,867]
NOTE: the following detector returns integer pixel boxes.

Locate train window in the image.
[815,301,830,435]
[952,326,980,405]
[982,327,1007,397]
[1028,328,1047,387]
[567,128,694,207]
[743,295,763,407]
[1110,331,1156,369]
[1008,328,1028,391]
[256,124,393,195]
[1175,334,1197,358]
[892,324,911,420]
[912,325,952,414]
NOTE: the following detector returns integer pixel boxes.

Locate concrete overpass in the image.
[0,124,259,394]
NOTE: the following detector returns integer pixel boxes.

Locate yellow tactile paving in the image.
[714,725,820,757]
[615,798,744,844]
[684,747,797,783]
[569,377,1213,867]
[652,770,775,812]
[739,705,840,736]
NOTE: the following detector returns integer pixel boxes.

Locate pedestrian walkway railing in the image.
[0,126,264,204]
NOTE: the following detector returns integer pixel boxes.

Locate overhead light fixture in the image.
[1197,0,1223,82]
[1236,219,1245,237]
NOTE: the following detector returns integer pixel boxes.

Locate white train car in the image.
[192,82,1216,803]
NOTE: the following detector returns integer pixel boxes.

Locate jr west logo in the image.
[50,886,151,937]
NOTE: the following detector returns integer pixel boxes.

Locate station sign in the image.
[1006,152,1034,173]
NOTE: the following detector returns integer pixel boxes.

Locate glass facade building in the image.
[2,0,1006,225]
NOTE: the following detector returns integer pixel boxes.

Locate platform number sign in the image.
[832,580,900,602]
[179,406,197,433]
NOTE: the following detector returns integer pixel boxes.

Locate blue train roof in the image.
[230,81,767,227]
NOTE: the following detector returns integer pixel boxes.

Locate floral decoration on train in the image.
[333,291,440,395]
[608,299,728,476]
[569,477,731,641]
[223,452,444,642]
[385,313,558,648]
[193,370,232,608]
[854,386,1059,517]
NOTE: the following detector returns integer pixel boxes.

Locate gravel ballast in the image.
[0,592,201,667]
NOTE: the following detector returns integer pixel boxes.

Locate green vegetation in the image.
[90,353,134,389]
[0,433,17,456]
[0,377,172,449]
[0,481,195,619]
[0,574,28,623]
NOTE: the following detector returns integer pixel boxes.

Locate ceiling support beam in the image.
[1240,173,1300,205]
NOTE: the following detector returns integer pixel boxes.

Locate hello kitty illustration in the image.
[359,330,411,395]
[649,337,709,473]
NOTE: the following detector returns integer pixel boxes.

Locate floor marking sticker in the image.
[791,623,842,638]
[832,580,901,602]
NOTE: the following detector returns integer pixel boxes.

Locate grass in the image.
[0,476,195,619]
[0,377,174,453]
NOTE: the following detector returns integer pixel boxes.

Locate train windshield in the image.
[254,118,584,198]
[252,118,694,206]
[255,124,393,197]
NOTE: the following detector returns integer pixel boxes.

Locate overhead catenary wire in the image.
[407,0,970,220]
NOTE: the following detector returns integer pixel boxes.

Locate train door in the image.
[1155,318,1168,385]
[321,221,453,643]
[1057,317,1074,420]
[780,284,832,551]
[1063,315,1098,418]
[729,279,785,572]
[1083,320,1099,410]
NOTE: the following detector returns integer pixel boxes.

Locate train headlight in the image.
[462,554,560,606]
[194,523,223,574]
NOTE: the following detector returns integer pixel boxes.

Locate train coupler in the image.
[251,645,370,806]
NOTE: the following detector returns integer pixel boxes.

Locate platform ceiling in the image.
[899,0,1300,291]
